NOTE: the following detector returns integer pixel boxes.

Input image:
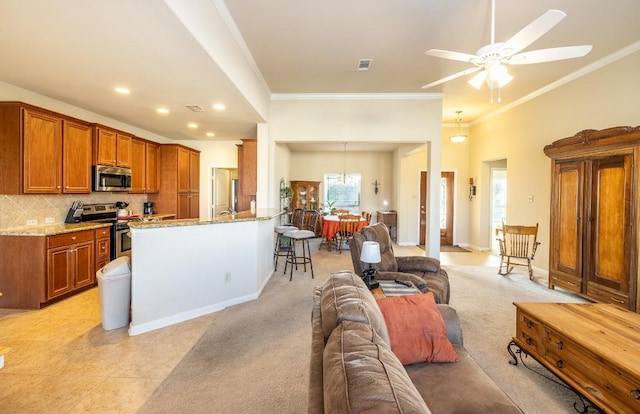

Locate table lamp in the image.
[360,241,381,290]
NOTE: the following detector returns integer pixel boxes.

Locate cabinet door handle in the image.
[556,360,564,369]
[566,281,578,287]
[526,321,533,329]
[630,389,640,400]
[71,236,76,240]
[525,338,532,345]
[556,341,564,350]
[610,297,625,304]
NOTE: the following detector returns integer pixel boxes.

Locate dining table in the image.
[321,215,368,252]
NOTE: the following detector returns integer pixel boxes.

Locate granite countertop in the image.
[0,221,112,236]
[128,209,285,229]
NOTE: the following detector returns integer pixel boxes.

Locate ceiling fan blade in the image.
[502,10,566,56]
[425,49,478,63]
[509,45,592,64]
[421,67,482,89]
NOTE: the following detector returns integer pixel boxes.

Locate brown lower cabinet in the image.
[0,228,106,309]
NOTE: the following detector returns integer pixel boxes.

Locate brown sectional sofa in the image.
[309,271,522,413]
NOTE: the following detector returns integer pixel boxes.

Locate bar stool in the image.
[274,224,297,270]
[284,210,320,281]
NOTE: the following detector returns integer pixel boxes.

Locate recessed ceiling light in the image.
[157,108,169,114]
[206,132,215,137]
[115,87,130,94]
[213,103,225,111]
[188,123,198,129]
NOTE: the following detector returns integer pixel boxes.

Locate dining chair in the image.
[361,211,372,224]
[284,210,320,280]
[333,209,349,216]
[336,214,361,254]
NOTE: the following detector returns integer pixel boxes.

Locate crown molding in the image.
[271,93,443,101]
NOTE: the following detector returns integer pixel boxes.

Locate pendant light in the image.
[340,142,347,183]
[450,111,467,143]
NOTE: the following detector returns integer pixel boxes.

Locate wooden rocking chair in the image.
[496,222,540,279]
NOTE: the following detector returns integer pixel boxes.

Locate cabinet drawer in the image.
[94,227,110,240]
[515,310,541,354]
[543,329,640,412]
[96,238,110,258]
[586,284,629,309]
[549,273,582,293]
[48,230,93,248]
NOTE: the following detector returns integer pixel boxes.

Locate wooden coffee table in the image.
[509,302,640,413]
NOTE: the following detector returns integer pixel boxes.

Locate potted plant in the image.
[325,200,337,216]
[280,186,293,199]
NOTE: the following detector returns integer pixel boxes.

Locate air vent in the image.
[185,105,205,112]
[357,59,373,71]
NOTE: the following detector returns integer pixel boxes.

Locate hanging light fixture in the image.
[450,111,467,143]
[340,142,347,182]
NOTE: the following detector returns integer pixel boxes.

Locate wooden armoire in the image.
[544,126,639,312]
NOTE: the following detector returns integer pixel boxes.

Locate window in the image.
[324,174,361,213]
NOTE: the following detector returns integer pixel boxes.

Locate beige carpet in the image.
[140,240,589,414]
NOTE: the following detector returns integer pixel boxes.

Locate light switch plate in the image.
[45,217,55,223]
[26,219,37,226]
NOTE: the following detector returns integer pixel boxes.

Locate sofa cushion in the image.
[405,345,523,414]
[323,320,432,414]
[376,293,458,365]
[320,271,390,345]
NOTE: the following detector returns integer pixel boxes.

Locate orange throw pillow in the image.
[376,292,459,365]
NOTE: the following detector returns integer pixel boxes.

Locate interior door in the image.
[419,171,427,245]
[440,172,454,246]
[419,171,454,246]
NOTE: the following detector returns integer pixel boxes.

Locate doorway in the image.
[419,171,454,246]
[211,167,238,218]
[490,163,507,253]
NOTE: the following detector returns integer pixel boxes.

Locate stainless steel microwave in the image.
[92,165,132,192]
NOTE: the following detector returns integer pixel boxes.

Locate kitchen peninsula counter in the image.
[128,209,284,335]
[0,222,111,236]
[128,209,282,230]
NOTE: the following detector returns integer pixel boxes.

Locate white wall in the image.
[289,151,394,215]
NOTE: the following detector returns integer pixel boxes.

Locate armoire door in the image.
[549,160,585,293]
[585,155,633,298]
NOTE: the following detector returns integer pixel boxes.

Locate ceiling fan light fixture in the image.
[468,71,487,89]
[487,64,513,89]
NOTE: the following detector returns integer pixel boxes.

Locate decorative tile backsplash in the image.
[0,194,148,230]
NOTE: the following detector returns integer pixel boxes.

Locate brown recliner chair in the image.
[348,222,450,304]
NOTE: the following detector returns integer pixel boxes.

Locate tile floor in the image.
[0,287,218,413]
[0,247,499,413]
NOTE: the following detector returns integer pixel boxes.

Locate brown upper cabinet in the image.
[92,124,132,168]
[0,102,92,194]
[149,144,200,219]
[236,139,257,212]
[130,137,160,194]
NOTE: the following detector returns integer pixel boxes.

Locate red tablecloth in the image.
[322,215,367,251]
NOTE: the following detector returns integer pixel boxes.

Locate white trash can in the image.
[97,256,132,330]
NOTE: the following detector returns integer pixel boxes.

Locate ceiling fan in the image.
[421,0,592,99]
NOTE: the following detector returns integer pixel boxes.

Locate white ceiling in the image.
[1,1,639,152]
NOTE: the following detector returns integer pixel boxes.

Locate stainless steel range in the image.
[81,203,132,259]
